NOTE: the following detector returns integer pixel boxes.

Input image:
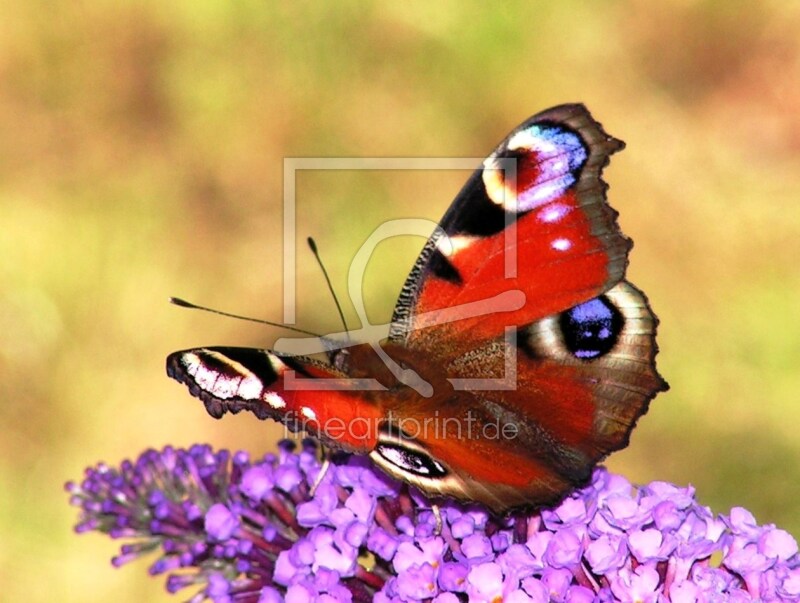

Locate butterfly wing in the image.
[390,104,629,354]
[365,105,668,511]
[365,282,665,513]
[166,347,385,453]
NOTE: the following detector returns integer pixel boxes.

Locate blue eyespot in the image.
[516,124,587,211]
[559,296,623,359]
[482,122,589,213]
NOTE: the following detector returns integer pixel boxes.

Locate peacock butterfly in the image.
[167,104,668,513]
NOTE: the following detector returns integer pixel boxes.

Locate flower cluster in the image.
[66,440,800,602]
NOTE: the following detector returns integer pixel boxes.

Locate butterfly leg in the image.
[310,446,331,496]
[432,504,443,536]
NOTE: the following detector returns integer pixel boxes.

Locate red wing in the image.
[503,282,666,461]
[382,282,667,513]
[166,347,384,453]
[390,104,628,358]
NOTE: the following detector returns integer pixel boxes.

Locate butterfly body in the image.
[167,104,667,513]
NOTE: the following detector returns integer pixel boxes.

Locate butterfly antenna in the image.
[169,297,322,338]
[307,237,351,340]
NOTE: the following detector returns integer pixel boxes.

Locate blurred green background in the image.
[2,1,799,601]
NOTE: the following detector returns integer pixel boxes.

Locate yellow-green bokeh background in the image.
[2,2,800,601]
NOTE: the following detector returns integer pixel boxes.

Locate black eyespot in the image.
[375,443,447,478]
[559,296,623,359]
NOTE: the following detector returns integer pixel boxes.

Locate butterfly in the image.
[167,104,668,514]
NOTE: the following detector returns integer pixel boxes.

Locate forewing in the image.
[166,347,384,453]
[390,104,628,357]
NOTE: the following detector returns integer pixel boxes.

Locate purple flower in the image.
[67,440,800,602]
[205,504,239,541]
[585,533,628,573]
